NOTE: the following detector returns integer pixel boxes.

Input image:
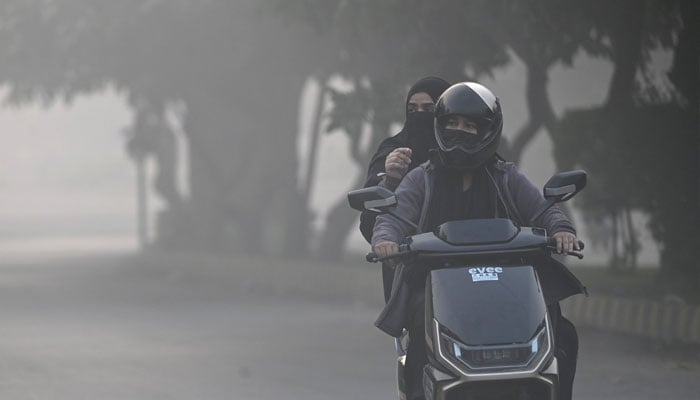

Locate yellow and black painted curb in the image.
[562,295,700,344]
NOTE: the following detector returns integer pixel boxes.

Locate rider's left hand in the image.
[552,231,579,254]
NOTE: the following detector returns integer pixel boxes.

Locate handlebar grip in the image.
[577,240,585,250]
[366,252,378,262]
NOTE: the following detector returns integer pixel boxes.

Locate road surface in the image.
[0,253,697,399]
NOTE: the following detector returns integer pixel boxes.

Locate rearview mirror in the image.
[347,186,397,213]
[543,170,587,202]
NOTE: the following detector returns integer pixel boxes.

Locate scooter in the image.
[348,170,587,400]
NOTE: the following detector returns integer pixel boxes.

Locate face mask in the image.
[403,112,437,165]
[405,111,434,132]
[440,128,481,150]
[437,148,483,172]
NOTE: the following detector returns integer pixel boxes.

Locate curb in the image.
[561,295,700,344]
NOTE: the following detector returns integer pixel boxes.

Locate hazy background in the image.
[0,44,675,264]
[0,1,697,398]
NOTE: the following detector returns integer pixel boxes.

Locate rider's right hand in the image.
[373,241,400,267]
[385,148,412,179]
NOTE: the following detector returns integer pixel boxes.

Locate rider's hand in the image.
[374,241,400,268]
[385,148,412,179]
[552,231,580,254]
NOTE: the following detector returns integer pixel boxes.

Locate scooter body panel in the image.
[429,265,546,345]
[418,265,557,399]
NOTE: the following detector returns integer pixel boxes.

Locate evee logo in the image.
[468,266,503,282]
[468,266,503,274]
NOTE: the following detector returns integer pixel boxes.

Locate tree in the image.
[553,0,698,291]
[0,0,330,256]
[271,0,512,259]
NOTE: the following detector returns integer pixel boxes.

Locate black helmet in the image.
[434,82,503,170]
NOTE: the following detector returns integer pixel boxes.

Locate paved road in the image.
[0,253,697,399]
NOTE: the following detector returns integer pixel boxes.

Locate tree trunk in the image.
[316,174,366,261]
[317,114,392,261]
[302,76,329,204]
[136,157,149,249]
[280,76,330,259]
[622,207,639,269]
[604,1,644,109]
[610,210,619,270]
[505,58,555,165]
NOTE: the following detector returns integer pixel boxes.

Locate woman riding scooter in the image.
[372,82,581,400]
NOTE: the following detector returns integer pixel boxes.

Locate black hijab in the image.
[405,76,453,113]
[402,77,452,168]
[365,77,451,182]
[361,77,451,244]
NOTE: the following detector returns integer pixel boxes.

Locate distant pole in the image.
[136,157,148,249]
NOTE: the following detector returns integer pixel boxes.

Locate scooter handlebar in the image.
[366,244,411,263]
[367,239,585,263]
[366,252,405,263]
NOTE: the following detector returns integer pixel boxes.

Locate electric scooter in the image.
[348,170,587,400]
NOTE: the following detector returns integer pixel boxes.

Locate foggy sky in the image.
[0,48,673,264]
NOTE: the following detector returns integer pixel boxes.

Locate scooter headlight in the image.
[441,326,549,371]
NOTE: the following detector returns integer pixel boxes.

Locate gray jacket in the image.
[371,161,585,337]
[372,161,575,246]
